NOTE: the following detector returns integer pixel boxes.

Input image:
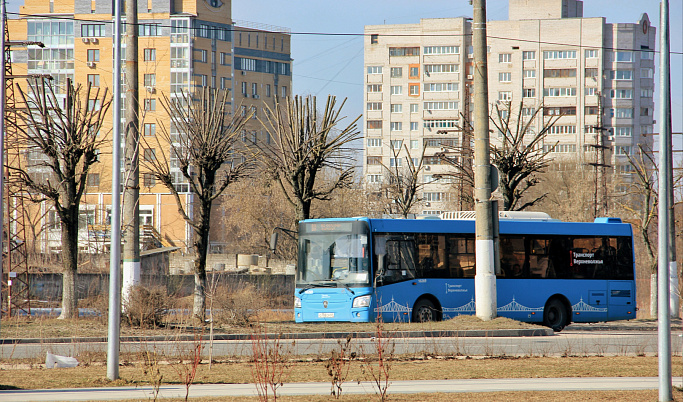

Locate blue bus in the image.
[294,213,636,331]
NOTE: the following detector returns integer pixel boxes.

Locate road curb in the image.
[0,328,553,344]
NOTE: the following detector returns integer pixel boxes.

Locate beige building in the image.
[363,0,656,215]
[8,0,291,254]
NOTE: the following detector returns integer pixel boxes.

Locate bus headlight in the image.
[352,295,371,308]
[294,297,301,308]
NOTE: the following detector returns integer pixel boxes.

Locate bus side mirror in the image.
[270,232,279,253]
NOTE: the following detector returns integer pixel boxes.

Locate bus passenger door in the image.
[608,280,634,320]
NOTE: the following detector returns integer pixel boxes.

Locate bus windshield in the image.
[297,221,370,287]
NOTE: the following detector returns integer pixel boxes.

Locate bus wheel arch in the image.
[543,295,571,332]
[412,295,442,323]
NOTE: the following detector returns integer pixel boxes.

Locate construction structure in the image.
[4,0,292,262]
[363,0,656,215]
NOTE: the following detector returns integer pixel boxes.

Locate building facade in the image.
[363,0,656,215]
[8,0,291,254]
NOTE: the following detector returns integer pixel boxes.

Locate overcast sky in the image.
[7,0,682,146]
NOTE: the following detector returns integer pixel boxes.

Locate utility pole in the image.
[0,0,6,334]
[107,0,124,381]
[122,0,140,303]
[472,0,496,320]
[657,0,672,400]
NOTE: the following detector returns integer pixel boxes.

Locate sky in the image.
[6,0,683,145]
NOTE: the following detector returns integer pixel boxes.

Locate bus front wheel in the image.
[543,299,568,332]
[412,299,438,323]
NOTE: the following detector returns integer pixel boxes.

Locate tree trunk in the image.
[192,200,212,322]
[295,199,312,226]
[650,272,658,318]
[58,217,79,319]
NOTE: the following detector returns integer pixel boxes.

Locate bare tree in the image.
[488,101,560,211]
[614,144,658,316]
[379,144,426,217]
[259,95,361,225]
[10,78,111,318]
[141,87,254,321]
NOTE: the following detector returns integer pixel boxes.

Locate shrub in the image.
[123,286,172,328]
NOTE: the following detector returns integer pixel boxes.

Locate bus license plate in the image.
[318,312,334,318]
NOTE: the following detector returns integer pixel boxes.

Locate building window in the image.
[266,84,271,97]
[197,49,207,63]
[389,47,419,56]
[522,107,535,116]
[410,122,418,131]
[87,49,100,62]
[87,173,100,187]
[220,52,229,65]
[523,88,535,98]
[585,49,599,58]
[252,83,258,96]
[409,83,420,96]
[367,66,383,74]
[523,69,536,78]
[585,68,599,78]
[499,72,511,82]
[615,146,631,155]
[424,46,459,55]
[613,108,633,118]
[615,51,633,62]
[410,104,418,113]
[139,23,161,36]
[143,173,156,187]
[87,99,100,111]
[241,82,247,95]
[367,174,382,184]
[367,156,382,165]
[640,107,651,117]
[610,89,633,99]
[367,120,382,130]
[367,102,382,111]
[391,85,403,95]
[641,88,653,98]
[390,67,402,78]
[640,68,654,78]
[81,24,105,37]
[220,77,230,90]
[409,65,419,78]
[390,122,402,131]
[610,70,633,80]
[144,74,156,87]
[390,140,403,149]
[545,107,576,116]
[498,91,512,101]
[144,99,156,111]
[499,53,512,63]
[367,84,382,93]
[543,88,576,97]
[144,48,156,61]
[367,138,382,147]
[585,87,597,96]
[144,148,156,162]
[281,86,287,97]
[548,125,576,134]
[423,83,458,92]
[144,123,156,136]
[371,34,379,44]
[544,69,576,78]
[424,64,458,73]
[522,51,536,60]
[411,140,419,149]
[585,106,600,115]
[423,101,458,111]
[615,127,632,137]
[87,74,99,87]
[390,157,402,167]
[543,50,577,59]
[390,104,402,113]
[641,50,655,60]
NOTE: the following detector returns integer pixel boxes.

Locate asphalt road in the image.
[1,329,681,360]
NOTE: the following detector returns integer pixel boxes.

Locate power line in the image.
[8,11,683,55]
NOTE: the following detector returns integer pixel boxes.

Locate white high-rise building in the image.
[363,0,656,214]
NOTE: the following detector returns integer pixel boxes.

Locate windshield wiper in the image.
[336,281,355,295]
[298,281,336,294]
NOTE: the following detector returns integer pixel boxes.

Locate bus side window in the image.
[448,236,475,278]
[381,238,416,284]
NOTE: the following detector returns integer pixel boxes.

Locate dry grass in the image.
[0,356,678,390]
[0,314,539,340]
[113,390,683,402]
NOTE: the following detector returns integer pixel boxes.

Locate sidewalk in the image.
[1,377,681,401]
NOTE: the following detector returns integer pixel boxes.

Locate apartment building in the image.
[8,0,291,254]
[364,0,656,215]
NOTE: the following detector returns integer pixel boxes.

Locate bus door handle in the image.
[412,282,417,285]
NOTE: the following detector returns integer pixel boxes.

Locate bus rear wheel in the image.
[543,299,568,332]
[412,299,438,323]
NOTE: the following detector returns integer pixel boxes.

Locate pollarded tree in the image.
[11,78,111,319]
[489,101,561,211]
[259,95,361,225]
[380,144,426,217]
[141,87,255,321]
